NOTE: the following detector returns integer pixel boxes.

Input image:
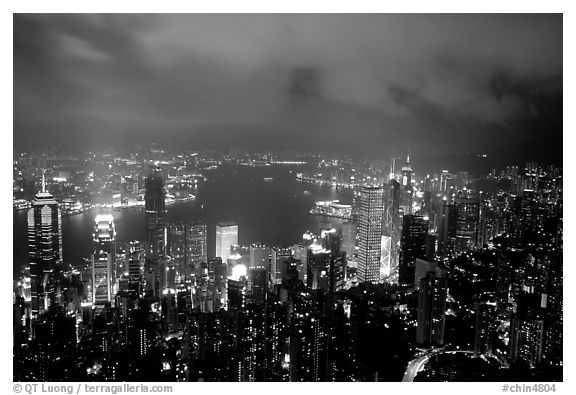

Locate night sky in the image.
[13,14,562,165]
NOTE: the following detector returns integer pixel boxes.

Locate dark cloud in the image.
[13,14,562,165]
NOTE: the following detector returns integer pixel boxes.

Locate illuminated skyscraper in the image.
[271,247,292,287]
[215,222,238,262]
[474,300,497,356]
[320,227,340,254]
[401,154,414,215]
[399,215,428,286]
[357,186,384,284]
[167,221,207,275]
[384,178,401,279]
[416,268,448,346]
[27,179,63,317]
[454,197,480,252]
[92,214,116,307]
[144,166,166,261]
[509,293,545,368]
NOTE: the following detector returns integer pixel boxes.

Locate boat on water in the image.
[263,177,274,182]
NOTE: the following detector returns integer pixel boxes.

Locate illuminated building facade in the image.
[249,244,269,268]
[416,268,448,346]
[454,197,480,252]
[167,221,207,276]
[401,155,413,215]
[357,186,384,284]
[216,222,238,262]
[384,179,401,278]
[92,214,116,307]
[474,300,497,356]
[509,293,545,368]
[271,247,291,287]
[27,183,63,317]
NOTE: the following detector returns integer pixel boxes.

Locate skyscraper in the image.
[249,244,269,268]
[357,186,384,284]
[167,221,207,274]
[474,300,497,356]
[509,292,545,368]
[215,222,238,262]
[27,180,63,317]
[144,166,166,261]
[437,202,458,258]
[271,247,292,287]
[401,154,414,215]
[399,215,428,286]
[92,214,116,307]
[340,221,356,258]
[384,179,401,278]
[416,268,448,346]
[454,197,480,252]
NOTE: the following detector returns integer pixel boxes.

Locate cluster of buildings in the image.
[13,152,563,382]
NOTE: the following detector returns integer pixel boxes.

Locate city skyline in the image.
[12,12,563,384]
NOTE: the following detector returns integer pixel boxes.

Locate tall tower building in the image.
[383,179,401,279]
[454,197,480,252]
[249,244,269,269]
[401,154,414,215]
[416,268,448,346]
[167,222,207,274]
[270,247,291,287]
[340,221,356,258]
[509,292,545,368]
[144,166,166,261]
[399,215,428,286]
[27,179,63,317]
[92,214,116,307]
[474,300,497,356]
[215,222,238,262]
[357,186,384,284]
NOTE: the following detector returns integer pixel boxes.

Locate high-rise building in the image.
[399,215,428,286]
[401,154,414,215]
[454,197,480,252]
[167,222,207,275]
[340,221,356,258]
[437,203,458,258]
[416,268,448,346]
[27,181,63,317]
[440,170,455,193]
[319,227,340,254]
[384,179,401,278]
[270,247,291,287]
[92,214,116,307]
[357,186,384,284]
[509,293,545,368]
[474,300,497,356]
[249,244,269,269]
[215,222,238,262]
[144,166,166,261]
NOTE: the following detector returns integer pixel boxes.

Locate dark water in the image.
[13,164,352,279]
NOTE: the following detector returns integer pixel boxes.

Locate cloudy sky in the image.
[13,14,562,164]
